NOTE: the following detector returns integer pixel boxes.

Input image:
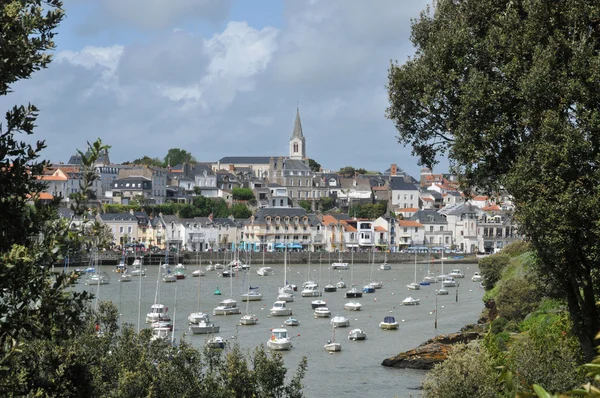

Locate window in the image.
[119,226,124,233]
[440,226,444,231]
[414,227,418,232]
[404,227,408,233]
[293,143,298,153]
[128,226,132,233]
[429,226,434,232]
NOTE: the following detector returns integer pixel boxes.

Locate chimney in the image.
[391,164,397,176]
[277,157,283,172]
[229,164,235,172]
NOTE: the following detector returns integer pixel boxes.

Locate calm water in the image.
[74,257,484,398]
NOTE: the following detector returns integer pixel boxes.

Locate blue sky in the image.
[2,0,444,178]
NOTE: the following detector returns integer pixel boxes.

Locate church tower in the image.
[289,108,306,160]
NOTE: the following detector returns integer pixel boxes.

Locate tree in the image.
[308,158,321,172]
[338,166,356,178]
[231,203,252,219]
[319,197,335,212]
[164,148,196,167]
[130,155,164,167]
[387,0,600,361]
[298,200,311,212]
[232,187,255,201]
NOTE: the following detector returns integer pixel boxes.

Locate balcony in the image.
[313,234,324,243]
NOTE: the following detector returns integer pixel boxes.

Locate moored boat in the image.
[344,301,362,311]
[379,316,399,330]
[267,328,292,350]
[348,328,367,341]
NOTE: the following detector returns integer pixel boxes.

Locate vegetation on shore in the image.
[422,241,599,397]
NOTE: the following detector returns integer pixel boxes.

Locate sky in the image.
[1,0,441,179]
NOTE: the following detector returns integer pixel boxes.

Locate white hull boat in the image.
[150,327,171,341]
[344,301,362,311]
[241,291,263,301]
[256,266,274,276]
[87,273,110,285]
[336,280,347,289]
[284,317,300,326]
[212,305,241,316]
[379,316,399,330]
[277,292,295,302]
[437,287,449,295]
[348,328,367,341]
[402,296,421,306]
[331,262,348,270]
[189,319,220,334]
[206,336,226,349]
[240,314,259,325]
[188,312,209,324]
[442,277,459,287]
[163,274,177,283]
[146,303,171,324]
[331,315,350,328]
[324,284,337,292]
[407,282,421,290]
[192,269,205,277]
[449,269,465,278]
[301,284,322,297]
[267,328,292,351]
[270,300,292,316]
[314,307,331,318]
[471,272,483,282]
[119,274,132,282]
[379,263,391,270]
[311,299,327,309]
[130,269,146,277]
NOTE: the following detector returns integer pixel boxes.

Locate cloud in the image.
[0,0,436,178]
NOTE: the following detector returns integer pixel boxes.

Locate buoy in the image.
[402,319,406,322]
[374,298,377,302]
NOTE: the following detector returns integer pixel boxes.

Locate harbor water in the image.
[74,256,484,398]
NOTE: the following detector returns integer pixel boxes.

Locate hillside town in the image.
[41,110,519,255]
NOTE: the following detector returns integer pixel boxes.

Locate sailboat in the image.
[240,252,259,326]
[277,240,295,302]
[146,263,171,323]
[365,249,382,291]
[87,249,110,286]
[379,249,391,270]
[324,252,337,292]
[422,249,436,284]
[345,252,362,298]
[407,251,421,290]
[213,255,241,315]
[192,251,205,277]
[324,323,342,352]
[162,250,177,283]
[188,268,220,334]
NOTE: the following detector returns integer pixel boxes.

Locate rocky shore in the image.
[381,300,495,370]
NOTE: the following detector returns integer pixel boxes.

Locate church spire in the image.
[291,107,304,140]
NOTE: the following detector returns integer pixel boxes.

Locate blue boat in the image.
[362,285,375,293]
[419,281,431,286]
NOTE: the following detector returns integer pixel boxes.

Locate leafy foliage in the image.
[164,148,196,167]
[387,0,600,360]
[478,254,510,290]
[231,203,252,219]
[349,201,387,219]
[318,197,335,212]
[298,200,311,212]
[130,155,164,167]
[495,278,542,322]
[422,343,500,398]
[232,187,255,201]
[307,158,321,172]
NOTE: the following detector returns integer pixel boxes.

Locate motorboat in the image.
[345,287,363,298]
[130,269,146,277]
[116,261,126,274]
[436,287,449,295]
[363,284,375,294]
[442,277,459,287]
[336,280,347,289]
[301,283,322,297]
[369,281,383,289]
[331,262,348,270]
[449,269,465,278]
[407,282,421,290]
[302,280,318,288]
[189,317,220,334]
[206,264,216,271]
[379,316,399,330]
[256,266,274,276]
[214,263,224,270]
[379,263,391,270]
[151,320,173,331]
[219,298,237,308]
[348,328,367,341]
[323,284,337,292]
[277,292,295,302]
[284,317,300,326]
[132,258,142,268]
[87,272,110,285]
[150,327,171,341]
[314,306,331,318]
[163,272,177,283]
[423,274,437,283]
[221,270,236,278]
[311,299,327,309]
[331,315,350,328]
[146,303,171,324]
[240,290,263,302]
[270,301,292,316]
[192,269,205,277]
[206,336,226,349]
[119,273,132,282]
[279,284,296,295]
[344,301,362,311]
[212,304,241,316]
[188,312,209,324]
[471,272,483,282]
[436,274,448,282]
[240,313,259,325]
[402,296,421,306]
[267,328,292,351]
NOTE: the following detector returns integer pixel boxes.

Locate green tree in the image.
[231,203,252,219]
[298,200,311,212]
[387,0,600,361]
[308,158,321,172]
[164,148,196,167]
[232,187,255,201]
[319,197,335,212]
[338,166,356,178]
[130,155,164,167]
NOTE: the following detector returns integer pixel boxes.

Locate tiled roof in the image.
[374,226,387,232]
[397,207,419,212]
[39,192,54,200]
[473,195,489,201]
[219,156,272,164]
[399,220,423,227]
[40,175,67,181]
[482,204,501,211]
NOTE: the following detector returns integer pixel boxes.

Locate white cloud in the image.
[1,0,435,178]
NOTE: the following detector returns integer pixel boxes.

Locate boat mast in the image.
[171,284,178,345]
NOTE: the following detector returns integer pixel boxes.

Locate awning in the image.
[275,244,286,249]
[291,244,302,249]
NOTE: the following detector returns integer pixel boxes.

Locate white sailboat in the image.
[240,251,259,325]
[277,240,295,302]
[324,251,337,292]
[324,323,342,352]
[407,251,421,290]
[345,252,362,298]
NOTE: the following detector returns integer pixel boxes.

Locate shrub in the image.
[422,342,500,398]
[478,253,511,289]
[491,317,508,334]
[501,240,531,257]
[495,278,542,322]
[506,335,586,394]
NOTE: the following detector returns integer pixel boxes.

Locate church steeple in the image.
[289,107,306,160]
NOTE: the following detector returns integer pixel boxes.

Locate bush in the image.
[501,240,531,257]
[491,317,508,334]
[495,278,542,322]
[506,335,586,394]
[422,342,500,398]
[479,253,511,289]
